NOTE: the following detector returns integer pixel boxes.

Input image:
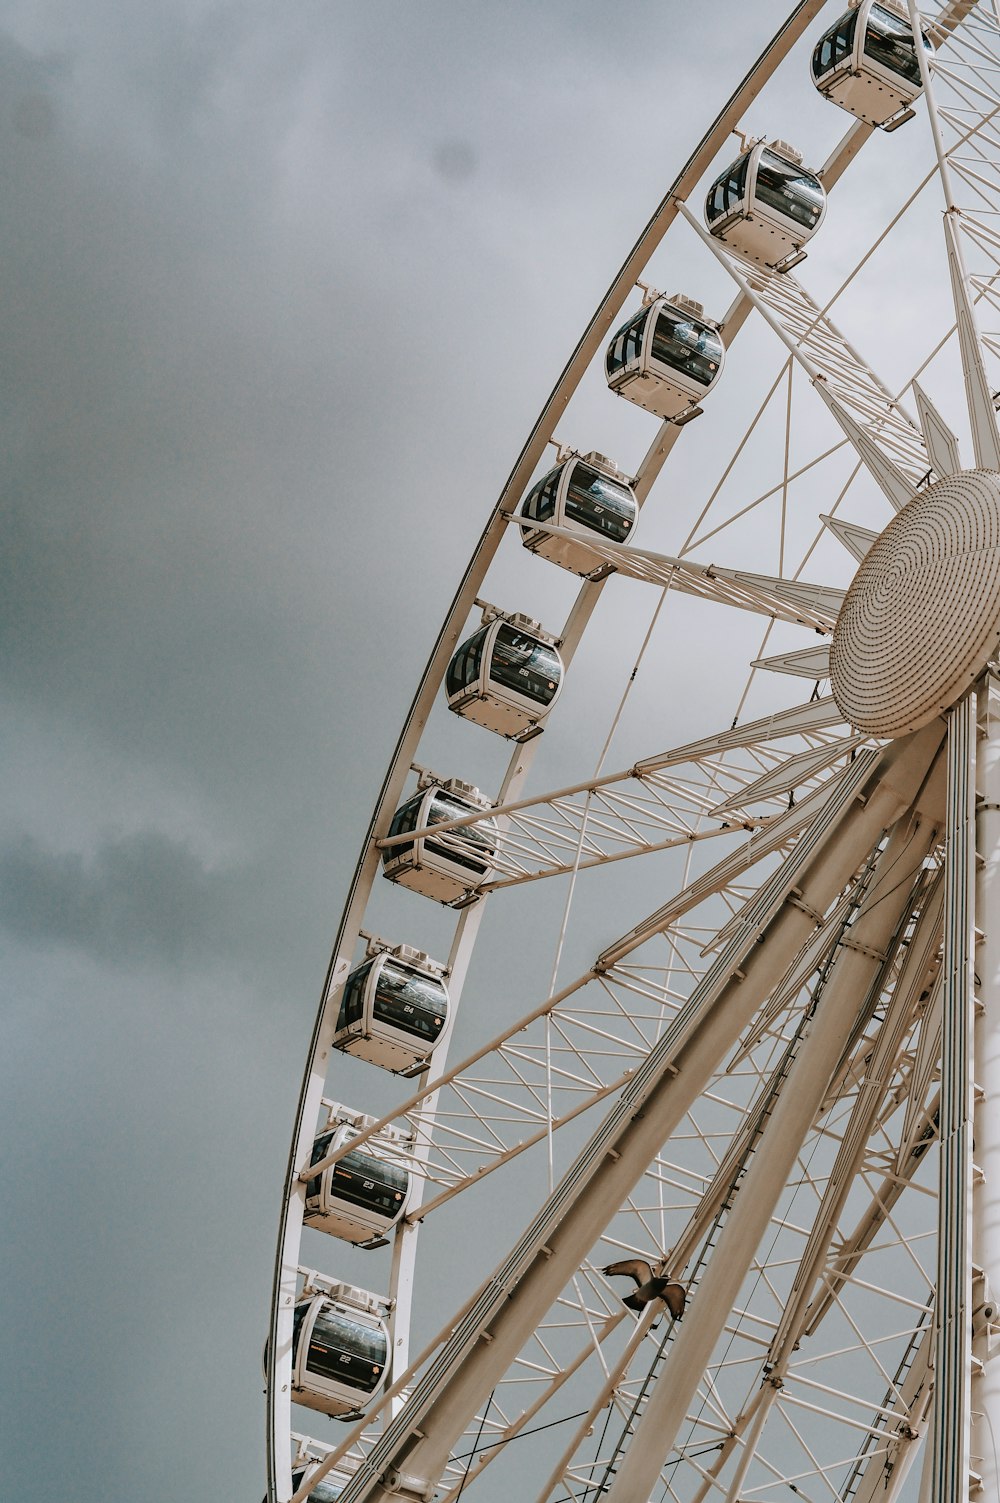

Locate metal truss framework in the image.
[268,6,1000,1503]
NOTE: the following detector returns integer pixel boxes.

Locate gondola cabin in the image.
[811,1,932,127]
[305,1106,412,1246]
[270,1439,359,1503]
[288,1463,353,1502]
[705,140,826,269]
[605,294,724,422]
[333,946,449,1073]
[382,778,498,904]
[519,451,637,576]
[291,1285,390,1418]
[446,611,563,739]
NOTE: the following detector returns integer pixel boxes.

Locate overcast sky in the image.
[0,4,961,1500]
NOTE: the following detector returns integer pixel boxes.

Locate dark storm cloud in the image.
[0,4,800,1501]
[0,828,245,968]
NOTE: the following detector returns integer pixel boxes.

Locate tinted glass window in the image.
[306,1129,336,1200]
[650,308,722,388]
[292,1301,311,1365]
[385,794,423,862]
[812,12,858,76]
[309,1477,345,1503]
[605,310,649,377]
[330,1146,409,1216]
[270,1468,343,1503]
[705,152,750,224]
[337,961,372,1032]
[488,625,561,706]
[755,150,825,229]
[425,791,496,875]
[307,1305,387,1392]
[564,464,635,541]
[374,960,448,1040]
[446,626,489,698]
[520,468,561,523]
[865,5,927,83]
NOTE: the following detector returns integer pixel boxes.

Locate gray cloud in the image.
[0,3,828,1499]
[0,829,242,967]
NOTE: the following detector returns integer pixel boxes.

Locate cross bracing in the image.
[271,7,1000,1503]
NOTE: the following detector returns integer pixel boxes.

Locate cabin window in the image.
[812,11,858,76]
[386,795,422,862]
[446,627,488,697]
[373,963,446,1040]
[308,1478,345,1503]
[864,4,928,83]
[337,962,372,1032]
[755,150,825,229]
[425,791,495,874]
[606,310,649,376]
[307,1307,386,1390]
[521,469,560,523]
[331,1147,409,1215]
[292,1300,311,1364]
[488,625,561,706]
[650,308,722,387]
[706,153,750,223]
[565,465,634,540]
[306,1130,336,1199]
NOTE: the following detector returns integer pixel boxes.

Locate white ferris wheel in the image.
[265,3,1000,1500]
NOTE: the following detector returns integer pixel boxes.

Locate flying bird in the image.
[602,1259,686,1325]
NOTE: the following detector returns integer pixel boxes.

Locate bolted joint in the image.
[380,1468,435,1502]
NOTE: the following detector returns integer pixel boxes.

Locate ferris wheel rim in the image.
[266,7,835,1495]
[267,4,998,1501]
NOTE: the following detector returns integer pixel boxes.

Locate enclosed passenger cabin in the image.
[291,1286,390,1418]
[333,946,449,1073]
[811,1,932,127]
[705,140,826,269]
[268,1439,359,1503]
[605,294,724,422]
[264,1463,350,1502]
[519,452,638,576]
[382,778,498,904]
[446,611,563,740]
[289,1464,350,1503]
[305,1108,412,1246]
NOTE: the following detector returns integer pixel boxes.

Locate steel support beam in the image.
[972,673,1000,1496]
[929,693,977,1502]
[332,726,943,1503]
[602,807,941,1503]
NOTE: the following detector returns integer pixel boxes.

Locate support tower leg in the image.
[972,673,1000,1496]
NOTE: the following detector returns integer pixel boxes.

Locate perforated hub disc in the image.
[830,469,1000,738]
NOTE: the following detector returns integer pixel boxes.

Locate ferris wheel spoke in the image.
[504,518,844,632]
[333,730,939,1503]
[271,8,1000,1501]
[819,511,879,562]
[599,776,942,1503]
[678,201,931,479]
[912,0,1000,469]
[376,706,858,893]
[766,874,942,1365]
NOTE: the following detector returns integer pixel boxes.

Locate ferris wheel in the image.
[265,3,1000,1500]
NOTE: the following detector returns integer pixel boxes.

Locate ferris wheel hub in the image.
[831,468,1000,737]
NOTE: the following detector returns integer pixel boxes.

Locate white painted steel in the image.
[268,4,1000,1502]
[830,470,1000,737]
[929,692,977,1500]
[602,807,942,1503]
[973,674,1000,1496]
[333,730,941,1503]
[267,8,833,1496]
